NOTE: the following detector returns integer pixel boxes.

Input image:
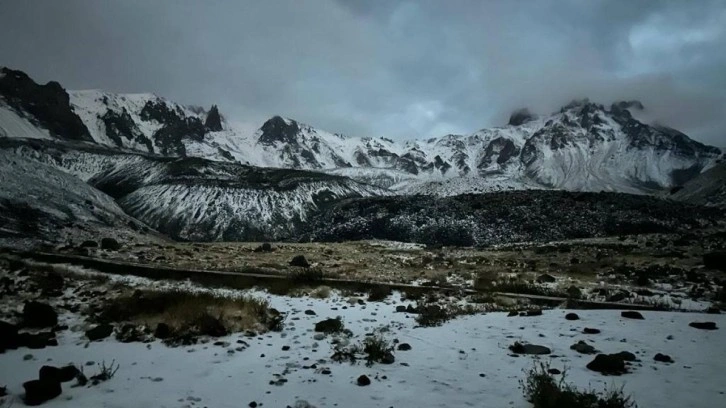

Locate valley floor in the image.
[1,284,724,408]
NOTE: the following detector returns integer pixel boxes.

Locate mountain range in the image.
[0,66,723,245]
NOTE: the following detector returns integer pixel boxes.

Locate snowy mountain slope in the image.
[0,139,390,242]
[1,67,722,196]
[0,149,152,249]
[669,161,726,208]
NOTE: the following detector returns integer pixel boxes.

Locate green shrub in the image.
[521,362,637,408]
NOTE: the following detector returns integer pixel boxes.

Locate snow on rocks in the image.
[1,288,725,407]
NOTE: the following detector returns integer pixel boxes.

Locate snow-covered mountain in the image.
[0,66,721,197]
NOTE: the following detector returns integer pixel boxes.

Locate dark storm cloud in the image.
[1,0,724,145]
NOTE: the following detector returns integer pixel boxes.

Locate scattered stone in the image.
[397,343,412,351]
[357,375,371,386]
[314,318,343,334]
[304,310,316,316]
[0,320,19,351]
[654,353,674,363]
[24,354,33,361]
[509,342,551,355]
[583,328,601,334]
[23,301,58,328]
[253,243,273,253]
[536,274,556,283]
[565,313,579,321]
[621,311,644,320]
[249,402,258,408]
[547,368,561,375]
[507,311,518,317]
[282,345,290,351]
[586,354,628,375]
[79,240,98,248]
[100,237,121,251]
[313,333,326,341]
[86,324,113,341]
[289,255,311,268]
[570,341,597,354]
[380,352,395,365]
[39,365,80,383]
[526,309,543,317]
[23,379,62,406]
[395,306,407,313]
[689,322,718,330]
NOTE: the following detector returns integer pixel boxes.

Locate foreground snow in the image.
[1,288,724,407]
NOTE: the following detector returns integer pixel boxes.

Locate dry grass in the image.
[310,285,332,299]
[100,290,276,333]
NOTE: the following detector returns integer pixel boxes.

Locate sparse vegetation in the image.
[99,290,279,338]
[89,360,120,385]
[415,301,477,327]
[367,285,392,301]
[362,335,394,366]
[521,362,637,408]
[288,267,324,283]
[310,285,332,299]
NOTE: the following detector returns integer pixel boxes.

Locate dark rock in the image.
[100,238,121,251]
[547,368,562,375]
[0,67,92,142]
[583,327,601,334]
[22,379,62,406]
[507,310,518,317]
[289,255,310,268]
[526,309,543,317]
[509,342,551,355]
[395,305,407,313]
[282,345,290,351]
[614,351,637,362]
[689,322,718,330]
[654,353,674,363]
[357,375,371,386]
[154,323,172,339]
[703,252,726,271]
[304,310,316,316]
[706,306,721,314]
[621,311,644,320]
[23,301,58,328]
[570,341,597,354]
[567,286,582,298]
[397,343,412,351]
[18,332,56,349]
[586,354,628,375]
[79,240,98,248]
[380,352,395,364]
[39,365,80,383]
[253,243,273,253]
[405,304,417,314]
[86,324,113,341]
[565,313,579,321]
[314,318,343,334]
[204,105,223,132]
[536,274,556,283]
[0,320,20,352]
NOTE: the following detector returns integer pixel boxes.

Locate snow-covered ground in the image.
[1,279,724,408]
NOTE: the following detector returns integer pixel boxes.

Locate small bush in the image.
[362,335,394,366]
[89,360,120,385]
[521,362,637,408]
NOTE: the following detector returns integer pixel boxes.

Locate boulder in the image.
[0,320,20,352]
[100,237,121,251]
[689,322,718,330]
[583,327,601,334]
[509,342,551,355]
[154,323,172,339]
[79,240,98,248]
[586,354,628,375]
[397,343,412,351]
[536,274,556,283]
[654,353,674,363]
[703,252,726,271]
[23,301,58,328]
[526,309,543,317]
[86,324,113,341]
[570,341,597,354]
[315,318,344,334]
[39,365,80,383]
[18,332,57,349]
[620,311,644,320]
[289,255,310,268]
[357,375,371,386]
[23,379,62,406]
[565,313,579,321]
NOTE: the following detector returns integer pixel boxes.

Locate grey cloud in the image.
[0,0,724,146]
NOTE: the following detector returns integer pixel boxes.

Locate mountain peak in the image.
[204,105,223,131]
[257,115,301,146]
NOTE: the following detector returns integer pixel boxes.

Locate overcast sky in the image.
[1,0,725,145]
